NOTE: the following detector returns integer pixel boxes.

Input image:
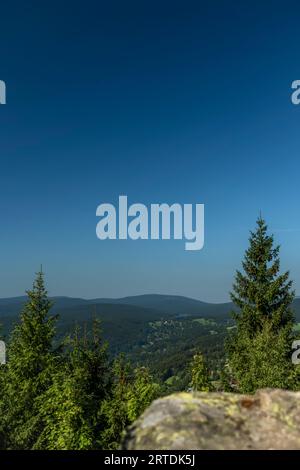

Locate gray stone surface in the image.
[122,389,300,450]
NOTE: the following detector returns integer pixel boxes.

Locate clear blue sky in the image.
[0,1,300,302]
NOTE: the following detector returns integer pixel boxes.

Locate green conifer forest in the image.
[0,218,299,449]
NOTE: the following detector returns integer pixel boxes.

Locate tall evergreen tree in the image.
[189,352,212,392]
[0,270,57,449]
[0,333,6,449]
[36,320,110,450]
[100,356,160,449]
[127,366,161,422]
[226,217,296,392]
[100,354,132,450]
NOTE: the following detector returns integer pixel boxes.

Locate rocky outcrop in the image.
[122,389,300,450]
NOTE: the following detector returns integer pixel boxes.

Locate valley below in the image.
[1,294,300,391]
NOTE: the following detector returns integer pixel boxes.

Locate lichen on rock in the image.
[122,389,300,450]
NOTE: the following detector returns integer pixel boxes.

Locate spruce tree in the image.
[127,366,161,422]
[0,336,6,449]
[100,356,160,449]
[36,320,110,450]
[100,354,132,450]
[1,270,57,449]
[190,352,212,392]
[226,217,296,392]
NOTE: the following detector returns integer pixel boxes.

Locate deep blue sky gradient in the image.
[1,1,300,301]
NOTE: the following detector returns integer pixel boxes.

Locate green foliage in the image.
[189,352,212,392]
[100,354,132,449]
[35,320,110,449]
[126,366,161,422]
[0,270,57,449]
[1,218,300,452]
[0,365,6,449]
[0,271,162,450]
[228,322,296,392]
[226,217,297,393]
[140,317,227,393]
[101,355,160,449]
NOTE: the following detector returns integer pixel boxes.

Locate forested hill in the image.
[0,293,232,316]
[0,294,233,347]
[0,293,299,321]
[1,294,300,391]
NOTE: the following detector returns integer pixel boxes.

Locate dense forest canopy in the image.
[0,218,300,449]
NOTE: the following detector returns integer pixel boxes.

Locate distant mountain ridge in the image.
[0,294,234,350]
[0,294,300,364]
[0,294,230,314]
[0,294,300,321]
[0,293,299,320]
